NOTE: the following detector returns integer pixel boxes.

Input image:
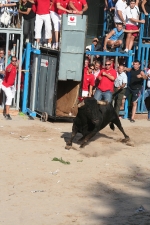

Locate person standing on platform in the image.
[69,0,88,14]
[33,0,52,48]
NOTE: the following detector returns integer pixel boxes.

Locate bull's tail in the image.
[109,122,115,131]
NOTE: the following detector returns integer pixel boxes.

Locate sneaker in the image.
[52,43,56,49]
[5,114,12,120]
[43,43,47,48]
[130,119,135,123]
[47,43,51,48]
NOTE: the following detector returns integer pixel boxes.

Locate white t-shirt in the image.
[126,5,140,25]
[114,72,127,88]
[146,69,150,88]
[114,0,127,23]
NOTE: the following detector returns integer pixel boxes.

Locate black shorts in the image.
[125,87,141,102]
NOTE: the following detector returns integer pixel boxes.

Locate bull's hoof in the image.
[80,142,87,148]
[65,145,72,150]
[122,136,130,143]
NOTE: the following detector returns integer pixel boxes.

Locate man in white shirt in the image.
[114,0,127,25]
[113,64,127,116]
[124,0,145,52]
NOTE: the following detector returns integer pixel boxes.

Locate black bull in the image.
[65,97,130,149]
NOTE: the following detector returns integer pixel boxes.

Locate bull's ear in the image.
[97,100,108,105]
[77,101,85,108]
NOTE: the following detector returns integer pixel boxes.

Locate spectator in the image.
[7,49,12,66]
[125,59,147,122]
[0,48,5,81]
[105,0,117,10]
[105,0,117,32]
[144,62,150,120]
[93,61,101,80]
[50,0,60,49]
[84,57,89,73]
[86,38,101,51]
[82,63,95,97]
[19,0,36,45]
[1,56,18,120]
[113,64,127,116]
[56,0,72,15]
[34,0,52,48]
[69,0,88,14]
[114,0,127,25]
[103,23,139,51]
[141,0,150,41]
[124,0,145,53]
[94,59,117,102]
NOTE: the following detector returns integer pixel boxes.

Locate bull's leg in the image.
[65,123,78,150]
[80,121,100,148]
[111,117,130,142]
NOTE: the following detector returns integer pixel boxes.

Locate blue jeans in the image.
[94,88,112,103]
[145,89,150,119]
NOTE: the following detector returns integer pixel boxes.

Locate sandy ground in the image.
[0,113,150,225]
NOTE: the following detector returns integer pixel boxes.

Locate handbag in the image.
[1,9,11,26]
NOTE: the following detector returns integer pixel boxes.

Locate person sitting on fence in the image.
[94,59,117,103]
[113,64,127,116]
[103,23,139,51]
[69,0,88,14]
[1,56,18,120]
[124,0,145,53]
[125,59,147,123]
[19,0,36,45]
[82,63,95,97]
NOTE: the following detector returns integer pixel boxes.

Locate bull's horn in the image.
[97,100,108,105]
[78,101,85,108]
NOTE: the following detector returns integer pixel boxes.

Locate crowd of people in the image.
[82,55,150,122]
[103,0,150,52]
[1,0,150,121]
[0,0,88,49]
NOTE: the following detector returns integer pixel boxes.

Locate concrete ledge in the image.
[0,109,19,116]
[134,113,148,120]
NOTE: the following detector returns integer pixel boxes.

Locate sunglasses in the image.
[89,67,94,69]
[105,64,111,66]
[0,52,4,54]
[12,60,17,62]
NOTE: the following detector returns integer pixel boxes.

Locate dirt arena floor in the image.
[0,113,150,225]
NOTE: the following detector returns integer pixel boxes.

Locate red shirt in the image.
[69,0,87,11]
[35,0,50,15]
[82,72,95,91]
[50,0,58,13]
[2,64,17,88]
[56,0,69,15]
[96,68,117,92]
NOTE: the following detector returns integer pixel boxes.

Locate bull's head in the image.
[97,100,108,105]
